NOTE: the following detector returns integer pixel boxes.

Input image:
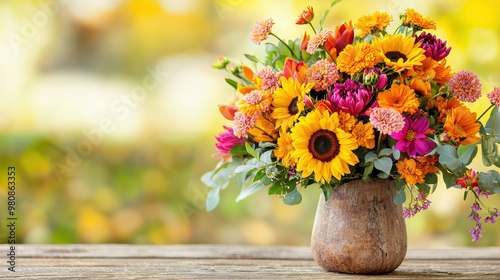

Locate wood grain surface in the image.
[1,244,499,279]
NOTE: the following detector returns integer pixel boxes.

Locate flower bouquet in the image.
[203,3,500,246]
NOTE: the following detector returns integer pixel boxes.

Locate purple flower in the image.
[414,32,451,61]
[468,203,483,242]
[328,79,373,116]
[214,126,246,159]
[485,209,499,224]
[402,193,431,219]
[390,117,436,157]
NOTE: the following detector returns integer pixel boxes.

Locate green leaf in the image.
[245,142,259,160]
[379,148,392,157]
[320,183,333,201]
[457,144,478,166]
[262,175,273,186]
[362,164,374,182]
[260,150,273,164]
[228,144,247,156]
[283,188,302,205]
[492,105,500,142]
[254,168,266,181]
[481,135,497,166]
[224,78,238,90]
[374,157,392,174]
[463,190,468,201]
[394,188,406,204]
[201,169,230,189]
[206,189,220,212]
[268,183,282,195]
[244,54,261,64]
[234,164,258,175]
[392,149,401,160]
[365,152,377,163]
[319,0,343,29]
[437,145,462,171]
[236,181,265,202]
[378,172,389,179]
[441,170,459,189]
[416,183,430,193]
[395,179,405,191]
[259,142,277,148]
[424,173,438,184]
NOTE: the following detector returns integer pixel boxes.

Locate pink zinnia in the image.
[449,70,482,103]
[369,107,405,135]
[306,29,333,54]
[390,116,436,157]
[214,126,246,159]
[250,18,274,45]
[255,66,280,92]
[305,59,339,91]
[232,112,256,138]
[487,87,500,106]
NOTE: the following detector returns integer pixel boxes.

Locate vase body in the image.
[311,179,407,274]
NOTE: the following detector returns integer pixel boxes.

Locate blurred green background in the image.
[0,0,499,247]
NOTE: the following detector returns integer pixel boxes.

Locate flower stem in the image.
[324,47,335,63]
[308,22,317,34]
[270,33,299,60]
[477,104,495,122]
[376,132,383,154]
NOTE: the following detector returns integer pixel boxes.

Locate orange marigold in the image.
[416,155,439,175]
[436,96,465,123]
[396,158,425,186]
[338,111,357,133]
[355,11,393,37]
[443,106,481,146]
[402,8,436,30]
[351,121,375,149]
[378,84,419,114]
[336,42,378,75]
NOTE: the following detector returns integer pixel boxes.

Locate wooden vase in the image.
[311,179,407,274]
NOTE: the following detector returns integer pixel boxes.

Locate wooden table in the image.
[2,244,500,279]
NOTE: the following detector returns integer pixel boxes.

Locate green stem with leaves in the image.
[477,104,495,122]
[270,33,299,60]
[308,22,317,34]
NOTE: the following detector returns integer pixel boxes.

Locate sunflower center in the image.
[288,97,299,115]
[308,129,340,162]
[405,129,417,141]
[385,51,408,63]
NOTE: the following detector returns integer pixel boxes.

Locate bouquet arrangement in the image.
[203,3,499,241]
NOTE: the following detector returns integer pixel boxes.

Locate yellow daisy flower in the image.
[373,34,426,72]
[402,8,436,30]
[274,131,296,167]
[354,11,393,37]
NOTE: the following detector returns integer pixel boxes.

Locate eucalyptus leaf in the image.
[283,188,302,205]
[457,144,478,166]
[374,157,392,174]
[392,149,400,160]
[206,188,220,212]
[259,142,277,148]
[379,148,392,157]
[424,173,438,184]
[201,168,230,189]
[362,164,374,182]
[320,183,333,201]
[260,150,273,165]
[236,181,266,202]
[437,145,462,171]
[394,188,406,204]
[441,170,459,189]
[365,152,377,163]
[268,183,282,195]
[234,165,258,175]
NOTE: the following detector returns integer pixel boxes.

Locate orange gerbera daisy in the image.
[436,96,464,123]
[354,11,393,37]
[416,155,439,175]
[378,84,419,114]
[410,78,432,97]
[396,158,425,186]
[248,113,277,143]
[338,111,357,133]
[405,56,438,81]
[336,42,378,75]
[433,59,454,86]
[402,8,436,30]
[443,106,480,145]
[274,132,296,167]
[351,121,375,149]
[238,90,272,116]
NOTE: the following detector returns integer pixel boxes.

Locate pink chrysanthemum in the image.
[214,126,246,158]
[255,66,280,92]
[306,29,333,54]
[449,70,482,103]
[250,18,274,45]
[487,87,500,106]
[232,112,257,138]
[369,107,405,135]
[305,59,339,91]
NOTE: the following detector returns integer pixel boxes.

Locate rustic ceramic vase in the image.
[311,179,407,274]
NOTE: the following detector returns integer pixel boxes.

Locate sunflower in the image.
[274,131,296,167]
[396,158,425,186]
[351,121,375,149]
[402,8,436,31]
[354,11,393,37]
[271,77,314,131]
[443,106,480,145]
[291,110,359,183]
[377,83,419,114]
[336,42,378,75]
[373,34,426,72]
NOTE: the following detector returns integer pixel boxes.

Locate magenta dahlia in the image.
[390,116,436,157]
[328,79,373,115]
[414,32,451,61]
[215,126,246,156]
